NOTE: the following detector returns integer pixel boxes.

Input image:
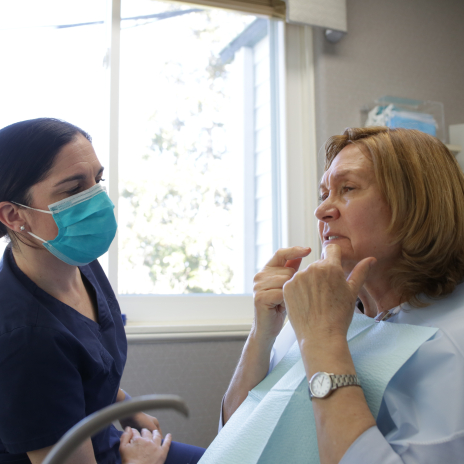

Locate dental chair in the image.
[42,395,188,464]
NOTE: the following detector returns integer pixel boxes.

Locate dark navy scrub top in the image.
[0,245,127,463]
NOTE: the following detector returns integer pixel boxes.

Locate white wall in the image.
[312,0,464,178]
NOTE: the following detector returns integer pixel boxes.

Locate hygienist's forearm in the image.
[222,330,274,424]
[27,439,97,464]
[116,388,127,402]
[299,337,376,464]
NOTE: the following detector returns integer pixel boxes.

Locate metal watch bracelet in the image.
[331,374,361,389]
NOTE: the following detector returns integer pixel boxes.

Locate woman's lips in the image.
[323,235,346,244]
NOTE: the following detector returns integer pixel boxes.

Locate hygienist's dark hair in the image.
[0,118,91,246]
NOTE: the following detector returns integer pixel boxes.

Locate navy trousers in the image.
[165,441,206,464]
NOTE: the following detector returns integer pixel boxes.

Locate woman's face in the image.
[23,134,104,242]
[315,144,400,274]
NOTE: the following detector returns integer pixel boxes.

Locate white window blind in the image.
[170,0,285,19]
[169,0,347,32]
[286,0,347,31]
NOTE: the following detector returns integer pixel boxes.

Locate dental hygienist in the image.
[0,119,205,464]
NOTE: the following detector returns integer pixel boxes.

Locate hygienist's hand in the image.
[283,244,375,344]
[120,427,171,464]
[253,246,311,343]
[120,413,162,437]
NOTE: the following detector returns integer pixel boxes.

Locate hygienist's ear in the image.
[0,202,27,233]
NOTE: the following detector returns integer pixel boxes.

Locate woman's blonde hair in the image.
[325,126,464,307]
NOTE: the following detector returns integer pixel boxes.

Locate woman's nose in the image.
[314,198,340,222]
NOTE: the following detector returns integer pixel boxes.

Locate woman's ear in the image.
[0,202,25,233]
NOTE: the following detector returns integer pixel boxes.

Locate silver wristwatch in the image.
[308,372,361,400]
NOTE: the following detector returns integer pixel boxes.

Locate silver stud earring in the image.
[20,225,25,231]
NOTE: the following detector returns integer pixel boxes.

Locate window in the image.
[117,2,277,295]
[114,0,287,327]
[0,0,320,330]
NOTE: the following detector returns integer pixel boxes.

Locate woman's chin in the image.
[340,257,358,275]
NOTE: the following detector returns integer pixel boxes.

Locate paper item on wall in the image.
[366,104,438,137]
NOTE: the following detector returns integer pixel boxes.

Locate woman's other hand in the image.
[222,246,311,424]
[120,427,171,464]
[283,244,375,344]
[252,246,311,343]
[120,413,162,437]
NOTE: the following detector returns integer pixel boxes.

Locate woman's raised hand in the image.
[252,246,311,342]
[120,427,171,464]
[283,244,375,344]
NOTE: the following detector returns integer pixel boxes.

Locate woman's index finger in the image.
[266,247,311,268]
[322,243,342,265]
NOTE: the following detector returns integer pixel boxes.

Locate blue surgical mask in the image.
[13,184,117,266]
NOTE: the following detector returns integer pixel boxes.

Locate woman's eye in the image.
[319,193,328,202]
[342,186,354,194]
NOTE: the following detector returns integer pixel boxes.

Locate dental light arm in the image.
[42,395,189,464]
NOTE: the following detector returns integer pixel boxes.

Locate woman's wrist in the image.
[248,325,277,354]
[225,332,273,395]
[298,336,356,377]
[238,333,275,383]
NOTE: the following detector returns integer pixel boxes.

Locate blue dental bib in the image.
[199,314,437,464]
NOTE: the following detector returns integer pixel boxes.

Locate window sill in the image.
[118,294,254,341]
[125,321,252,343]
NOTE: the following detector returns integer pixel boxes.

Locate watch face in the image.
[310,372,332,398]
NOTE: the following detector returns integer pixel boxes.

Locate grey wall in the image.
[120,338,245,449]
[120,0,464,450]
[313,0,464,177]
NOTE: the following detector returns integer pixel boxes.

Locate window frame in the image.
[104,0,320,334]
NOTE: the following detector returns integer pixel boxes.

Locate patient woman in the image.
[222,126,464,463]
[0,119,205,464]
